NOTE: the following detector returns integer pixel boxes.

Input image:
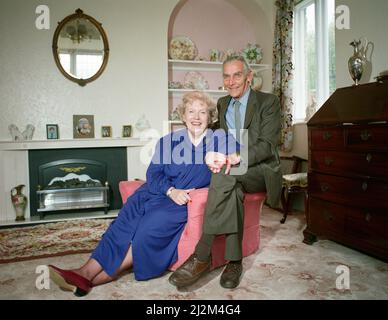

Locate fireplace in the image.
[29,147,127,219]
[36,159,110,219]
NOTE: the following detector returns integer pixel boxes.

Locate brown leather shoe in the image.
[169,254,211,287]
[220,260,242,289]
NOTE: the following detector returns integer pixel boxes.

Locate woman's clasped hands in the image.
[169,188,195,205]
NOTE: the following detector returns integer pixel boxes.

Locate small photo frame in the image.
[46,124,59,139]
[73,115,95,139]
[122,125,132,138]
[170,122,186,132]
[101,126,112,138]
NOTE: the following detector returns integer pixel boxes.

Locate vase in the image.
[11,184,27,221]
[348,40,366,86]
[209,49,221,62]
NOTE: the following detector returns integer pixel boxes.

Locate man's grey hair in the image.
[223,55,251,75]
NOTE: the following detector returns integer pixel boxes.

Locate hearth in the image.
[36,159,109,219]
[28,147,128,219]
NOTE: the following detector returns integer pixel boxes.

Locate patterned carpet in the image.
[0,219,113,263]
[0,206,387,300]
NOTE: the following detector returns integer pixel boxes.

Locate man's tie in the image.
[234,100,241,143]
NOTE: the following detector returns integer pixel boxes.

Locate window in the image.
[76,53,103,79]
[59,53,71,75]
[59,50,103,79]
[293,0,336,122]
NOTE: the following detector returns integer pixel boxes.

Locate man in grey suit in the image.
[169,55,282,289]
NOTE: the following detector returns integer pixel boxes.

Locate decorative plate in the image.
[183,71,209,90]
[251,72,263,91]
[169,36,198,60]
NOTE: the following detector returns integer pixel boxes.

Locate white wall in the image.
[281,123,308,159]
[0,0,276,142]
[335,0,388,88]
[0,0,178,141]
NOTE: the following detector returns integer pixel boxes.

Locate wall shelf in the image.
[168,59,271,72]
[168,59,272,123]
[0,138,149,151]
[168,88,228,95]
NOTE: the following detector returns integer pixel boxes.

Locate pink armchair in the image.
[119,180,266,271]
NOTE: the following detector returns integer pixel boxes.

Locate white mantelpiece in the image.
[0,138,148,151]
[0,138,151,223]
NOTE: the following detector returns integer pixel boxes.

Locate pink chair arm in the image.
[118,181,208,241]
[119,180,145,203]
[182,188,209,240]
[187,188,209,218]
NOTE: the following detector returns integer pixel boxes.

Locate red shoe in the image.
[48,265,93,296]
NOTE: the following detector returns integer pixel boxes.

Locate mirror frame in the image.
[52,9,110,86]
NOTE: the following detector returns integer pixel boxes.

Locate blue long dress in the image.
[91,128,238,280]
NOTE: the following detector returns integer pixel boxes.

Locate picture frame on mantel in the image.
[122,125,132,138]
[101,126,112,138]
[73,115,95,139]
[46,124,59,139]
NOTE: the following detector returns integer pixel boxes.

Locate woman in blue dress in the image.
[48,91,238,296]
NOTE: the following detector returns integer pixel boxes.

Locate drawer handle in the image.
[361,182,368,191]
[320,184,329,192]
[365,213,372,222]
[366,153,372,163]
[360,130,372,141]
[323,210,333,221]
[324,157,334,166]
[323,132,332,141]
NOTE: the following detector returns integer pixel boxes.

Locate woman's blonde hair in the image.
[177,91,218,125]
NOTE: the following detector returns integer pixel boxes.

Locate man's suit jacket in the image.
[215,89,282,207]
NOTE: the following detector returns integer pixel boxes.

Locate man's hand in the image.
[205,151,241,174]
[169,188,195,205]
[205,152,228,174]
[225,152,241,174]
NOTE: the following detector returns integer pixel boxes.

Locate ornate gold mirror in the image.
[52,9,109,86]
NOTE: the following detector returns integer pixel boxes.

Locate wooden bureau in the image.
[303,81,388,261]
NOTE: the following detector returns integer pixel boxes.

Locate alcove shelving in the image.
[168,59,271,126]
[167,0,273,130]
[169,59,270,72]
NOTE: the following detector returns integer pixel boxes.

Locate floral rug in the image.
[0,218,113,264]
[0,207,387,299]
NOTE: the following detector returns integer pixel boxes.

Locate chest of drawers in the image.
[304,81,388,261]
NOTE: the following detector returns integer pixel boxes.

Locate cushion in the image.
[282,172,308,188]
